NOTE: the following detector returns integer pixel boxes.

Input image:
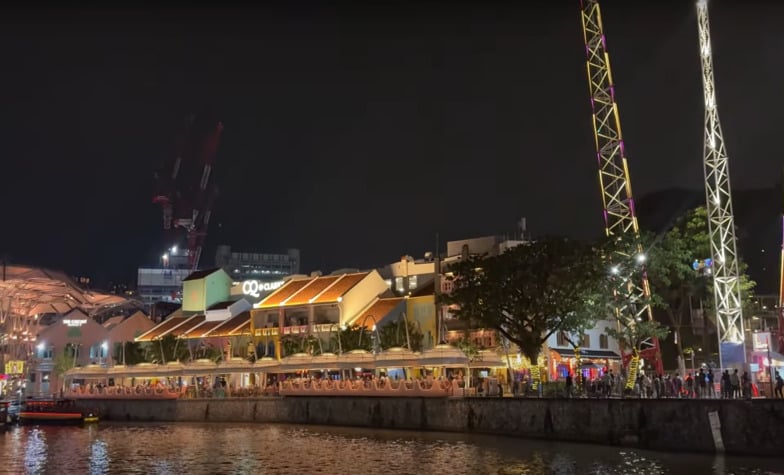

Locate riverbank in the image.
[74,397,784,456]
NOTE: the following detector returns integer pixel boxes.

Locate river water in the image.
[1,423,782,474]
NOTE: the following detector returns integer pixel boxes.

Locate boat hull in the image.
[19,412,84,426]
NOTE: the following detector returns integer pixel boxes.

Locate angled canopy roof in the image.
[135,310,252,342]
[135,316,189,342]
[255,272,370,310]
[347,297,404,327]
[0,266,130,317]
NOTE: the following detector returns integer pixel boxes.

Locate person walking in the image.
[721,370,731,399]
[730,369,740,399]
[775,371,783,399]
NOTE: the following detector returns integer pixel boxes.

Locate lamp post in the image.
[35,342,45,396]
[357,315,380,353]
[399,312,411,351]
[329,323,343,356]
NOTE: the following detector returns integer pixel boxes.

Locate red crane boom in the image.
[153,115,224,271]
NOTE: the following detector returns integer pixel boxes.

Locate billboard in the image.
[4,360,25,375]
[752,332,771,352]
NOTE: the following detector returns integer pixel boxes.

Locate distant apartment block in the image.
[214,245,300,283]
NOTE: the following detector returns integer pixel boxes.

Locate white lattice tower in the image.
[697,1,745,360]
[579,0,662,374]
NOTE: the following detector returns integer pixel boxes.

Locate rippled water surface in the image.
[1,423,782,474]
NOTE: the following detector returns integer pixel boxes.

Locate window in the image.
[581,334,591,348]
[600,334,609,349]
[409,275,418,290]
[395,277,404,293]
[556,331,567,347]
[441,280,453,294]
[39,346,54,360]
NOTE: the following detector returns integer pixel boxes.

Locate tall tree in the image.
[600,234,671,362]
[441,236,612,366]
[645,206,756,367]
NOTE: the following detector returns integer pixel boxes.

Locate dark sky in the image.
[1,1,782,287]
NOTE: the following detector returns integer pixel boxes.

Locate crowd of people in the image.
[561,367,784,399]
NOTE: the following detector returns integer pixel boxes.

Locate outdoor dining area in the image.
[63,344,508,399]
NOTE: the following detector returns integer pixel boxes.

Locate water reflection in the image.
[88,436,109,475]
[1,423,782,475]
[23,428,47,474]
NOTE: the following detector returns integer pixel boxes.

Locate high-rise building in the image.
[136,246,191,306]
[214,245,300,283]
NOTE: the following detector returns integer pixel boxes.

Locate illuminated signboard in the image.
[242,280,284,298]
[753,332,771,352]
[63,319,88,327]
[5,360,24,374]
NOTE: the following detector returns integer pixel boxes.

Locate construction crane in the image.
[579,0,664,376]
[153,115,224,271]
[697,0,745,369]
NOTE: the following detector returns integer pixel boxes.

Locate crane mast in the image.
[579,0,663,375]
[153,116,223,271]
[697,0,745,368]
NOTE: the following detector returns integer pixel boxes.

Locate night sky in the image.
[1,1,782,288]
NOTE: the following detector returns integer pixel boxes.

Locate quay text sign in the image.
[63,319,88,327]
[242,280,284,298]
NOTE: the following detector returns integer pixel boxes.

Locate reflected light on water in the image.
[0,422,782,475]
[89,438,109,475]
[24,428,47,474]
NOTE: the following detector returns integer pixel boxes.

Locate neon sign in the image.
[242,280,284,298]
[63,319,87,327]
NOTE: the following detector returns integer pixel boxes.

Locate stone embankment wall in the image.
[74,397,784,456]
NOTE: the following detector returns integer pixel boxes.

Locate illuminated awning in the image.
[375,347,420,368]
[420,344,469,367]
[279,353,315,372]
[65,364,107,379]
[550,348,621,360]
[337,350,376,370]
[310,353,340,370]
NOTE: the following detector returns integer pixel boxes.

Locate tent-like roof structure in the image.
[0,265,135,346]
[255,272,370,309]
[0,266,130,317]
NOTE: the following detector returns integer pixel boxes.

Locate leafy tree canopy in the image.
[643,205,755,364]
[113,341,146,366]
[146,334,189,363]
[440,236,612,365]
[378,318,424,352]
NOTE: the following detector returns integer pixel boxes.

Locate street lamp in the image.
[357,315,380,352]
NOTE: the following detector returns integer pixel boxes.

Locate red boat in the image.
[18,399,96,426]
